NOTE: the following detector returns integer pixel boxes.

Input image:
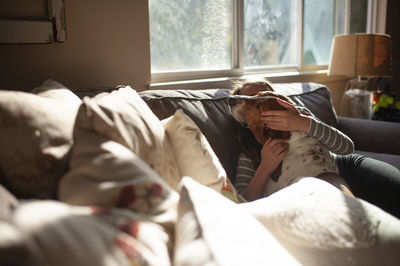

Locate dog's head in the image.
[229,90,292,144]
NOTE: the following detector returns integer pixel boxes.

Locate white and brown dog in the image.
[229,90,353,197]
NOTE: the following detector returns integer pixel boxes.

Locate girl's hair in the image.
[231,78,273,167]
[238,126,262,167]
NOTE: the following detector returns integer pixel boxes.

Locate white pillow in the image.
[174,177,300,266]
[162,109,245,203]
[239,177,400,266]
[73,86,182,190]
[0,81,81,199]
[32,79,81,106]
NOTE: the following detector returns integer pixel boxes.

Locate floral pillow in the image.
[162,109,246,203]
[58,119,180,264]
[4,200,173,266]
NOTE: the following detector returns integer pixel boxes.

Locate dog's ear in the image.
[257,98,286,112]
[256,98,291,140]
[276,94,295,104]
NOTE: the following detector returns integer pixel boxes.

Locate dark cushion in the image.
[338,116,400,156]
[272,83,339,128]
[357,151,400,170]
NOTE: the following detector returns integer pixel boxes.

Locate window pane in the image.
[336,0,347,35]
[303,0,335,65]
[350,0,368,33]
[149,0,232,72]
[244,0,298,67]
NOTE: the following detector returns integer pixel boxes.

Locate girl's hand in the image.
[245,137,289,201]
[261,98,311,133]
[259,137,289,176]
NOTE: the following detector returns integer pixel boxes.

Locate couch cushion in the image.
[272,83,339,128]
[356,151,400,170]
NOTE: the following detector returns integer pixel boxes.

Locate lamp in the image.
[328,33,392,119]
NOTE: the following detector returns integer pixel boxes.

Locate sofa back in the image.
[138,83,338,182]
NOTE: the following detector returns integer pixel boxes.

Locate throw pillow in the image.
[0,81,81,199]
[239,177,400,266]
[59,129,179,228]
[32,79,81,106]
[6,200,173,266]
[73,86,182,190]
[58,114,180,263]
[174,177,300,266]
[162,109,245,203]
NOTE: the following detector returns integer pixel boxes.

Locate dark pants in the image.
[336,154,400,219]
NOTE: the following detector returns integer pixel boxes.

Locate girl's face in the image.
[238,83,272,96]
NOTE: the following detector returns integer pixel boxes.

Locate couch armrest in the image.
[338,116,400,155]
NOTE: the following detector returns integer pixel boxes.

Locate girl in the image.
[233,78,400,218]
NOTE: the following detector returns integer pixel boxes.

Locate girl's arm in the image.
[235,138,288,201]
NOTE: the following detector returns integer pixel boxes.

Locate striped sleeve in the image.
[234,152,256,200]
[307,117,354,155]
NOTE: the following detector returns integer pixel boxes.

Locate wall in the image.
[1,0,390,114]
[0,0,151,91]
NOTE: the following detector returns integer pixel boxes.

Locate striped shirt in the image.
[234,107,354,200]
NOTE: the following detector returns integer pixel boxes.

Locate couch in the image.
[1,80,400,266]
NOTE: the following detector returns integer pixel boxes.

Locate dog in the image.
[229,89,353,197]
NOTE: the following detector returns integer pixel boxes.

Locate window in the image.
[149,0,382,83]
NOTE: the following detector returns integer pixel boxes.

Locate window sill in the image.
[148,70,348,90]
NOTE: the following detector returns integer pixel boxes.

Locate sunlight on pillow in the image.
[174,177,300,266]
[162,109,245,203]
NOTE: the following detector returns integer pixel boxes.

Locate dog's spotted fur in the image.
[230,90,353,196]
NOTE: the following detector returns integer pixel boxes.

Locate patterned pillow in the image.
[0,80,81,199]
[58,129,178,224]
[162,109,245,203]
[6,200,174,266]
[174,177,300,266]
[58,92,180,264]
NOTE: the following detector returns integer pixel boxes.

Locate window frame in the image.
[150,0,387,85]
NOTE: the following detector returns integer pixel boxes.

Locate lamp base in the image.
[340,78,373,119]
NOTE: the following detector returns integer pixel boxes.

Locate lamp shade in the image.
[328,33,392,77]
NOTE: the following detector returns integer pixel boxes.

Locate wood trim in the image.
[0,0,66,44]
[0,20,53,43]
